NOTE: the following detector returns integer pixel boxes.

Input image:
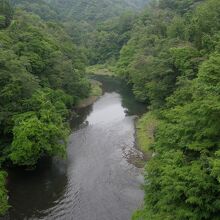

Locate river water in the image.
[5,76,146,220]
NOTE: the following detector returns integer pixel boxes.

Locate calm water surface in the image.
[5,76,146,220]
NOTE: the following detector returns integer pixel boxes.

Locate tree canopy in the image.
[1,0,220,218]
[122,0,220,219]
[0,0,13,28]
[0,0,91,214]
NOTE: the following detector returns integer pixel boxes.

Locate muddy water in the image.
[6,76,146,220]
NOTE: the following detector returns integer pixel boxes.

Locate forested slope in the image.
[11,0,59,21]
[1,0,220,219]
[0,0,90,214]
[113,0,220,219]
[10,0,149,65]
[0,0,149,215]
[44,0,148,23]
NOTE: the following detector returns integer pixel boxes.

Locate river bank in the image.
[77,66,117,109]
[7,75,146,220]
[88,72,157,165]
[86,65,116,76]
[76,79,103,108]
[135,112,159,160]
[80,73,158,166]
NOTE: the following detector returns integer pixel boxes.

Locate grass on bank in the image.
[86,64,116,76]
[90,80,102,96]
[132,112,159,219]
[136,112,158,156]
[77,80,102,108]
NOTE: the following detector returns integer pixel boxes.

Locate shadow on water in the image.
[92,75,146,116]
[69,75,146,131]
[69,104,93,130]
[6,158,67,220]
[70,75,146,130]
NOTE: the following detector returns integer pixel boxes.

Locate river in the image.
[5,76,146,220]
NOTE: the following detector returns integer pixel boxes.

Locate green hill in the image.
[44,0,148,22]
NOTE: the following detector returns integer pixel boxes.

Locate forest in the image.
[0,0,92,213]
[1,0,220,219]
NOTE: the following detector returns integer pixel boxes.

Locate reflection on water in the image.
[93,75,146,116]
[6,158,67,219]
[70,105,93,130]
[70,76,146,130]
[86,93,126,125]
[6,76,146,220]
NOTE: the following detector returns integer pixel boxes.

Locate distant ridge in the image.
[44,0,149,22]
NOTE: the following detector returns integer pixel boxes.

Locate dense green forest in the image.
[0,0,91,213]
[44,0,146,22]
[0,0,149,215]
[1,0,220,219]
[118,0,220,219]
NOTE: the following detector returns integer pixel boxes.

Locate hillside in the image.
[44,0,148,22]
[2,0,220,219]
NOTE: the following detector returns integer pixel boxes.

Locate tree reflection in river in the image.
[7,157,67,219]
[70,105,93,130]
[92,75,146,116]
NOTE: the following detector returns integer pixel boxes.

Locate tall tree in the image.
[0,0,13,28]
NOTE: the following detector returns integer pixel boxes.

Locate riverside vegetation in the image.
[0,0,92,213]
[1,0,220,219]
[0,0,147,215]
[117,0,220,219]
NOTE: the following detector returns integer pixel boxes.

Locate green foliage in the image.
[188,0,220,50]
[0,0,92,214]
[90,81,102,97]
[127,0,220,219]
[0,9,89,161]
[10,90,69,167]
[1,0,220,219]
[45,0,148,23]
[170,46,201,79]
[116,0,220,107]
[0,0,13,29]
[158,0,203,14]
[86,12,136,64]
[0,49,39,136]
[11,0,58,21]
[0,8,90,142]
[116,6,179,105]
[0,171,9,215]
[167,16,186,39]
[139,39,220,220]
[136,112,158,154]
[143,150,220,220]
[132,209,148,220]
[14,0,148,65]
